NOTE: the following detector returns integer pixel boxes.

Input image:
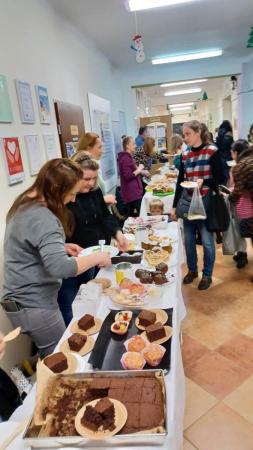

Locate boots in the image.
[233,252,248,269]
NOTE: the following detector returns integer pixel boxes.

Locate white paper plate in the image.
[180,181,198,189]
[79,245,119,257]
[227,160,236,167]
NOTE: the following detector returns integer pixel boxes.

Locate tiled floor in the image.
[182,241,253,450]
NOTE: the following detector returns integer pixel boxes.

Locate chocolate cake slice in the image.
[78,314,95,331]
[153,272,167,285]
[81,405,103,431]
[44,352,68,373]
[146,322,166,342]
[138,310,156,327]
[68,333,87,351]
[155,262,168,274]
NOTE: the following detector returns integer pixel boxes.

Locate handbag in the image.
[206,192,230,232]
[239,218,253,238]
[222,199,242,255]
[176,190,192,219]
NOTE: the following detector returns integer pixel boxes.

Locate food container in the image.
[115,262,133,284]
[23,369,167,448]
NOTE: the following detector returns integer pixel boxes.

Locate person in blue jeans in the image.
[171,120,223,290]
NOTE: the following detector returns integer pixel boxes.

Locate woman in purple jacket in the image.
[118,136,147,216]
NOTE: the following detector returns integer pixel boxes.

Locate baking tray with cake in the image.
[88,308,173,372]
[23,369,167,447]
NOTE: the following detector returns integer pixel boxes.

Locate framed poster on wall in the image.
[1,137,25,185]
[24,134,42,176]
[35,85,51,124]
[88,93,117,192]
[16,80,35,123]
[43,133,59,160]
[0,75,13,122]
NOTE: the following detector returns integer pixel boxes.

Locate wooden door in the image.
[140,115,172,152]
[54,101,85,157]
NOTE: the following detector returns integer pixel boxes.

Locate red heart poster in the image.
[1,137,25,185]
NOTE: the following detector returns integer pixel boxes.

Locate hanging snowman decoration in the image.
[131,34,146,63]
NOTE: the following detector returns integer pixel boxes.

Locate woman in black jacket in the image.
[216,120,234,184]
[57,154,127,325]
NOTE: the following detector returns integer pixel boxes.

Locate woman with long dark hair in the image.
[216,120,234,183]
[2,159,111,357]
[171,120,223,290]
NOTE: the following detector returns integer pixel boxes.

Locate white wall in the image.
[0,0,126,372]
[238,55,253,139]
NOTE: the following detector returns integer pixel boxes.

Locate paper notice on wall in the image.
[24,135,43,176]
[88,93,117,192]
[1,137,25,185]
[43,134,59,160]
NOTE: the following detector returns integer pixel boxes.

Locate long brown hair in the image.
[6,158,83,235]
[183,120,211,146]
[76,132,99,151]
[171,134,183,153]
[143,137,155,156]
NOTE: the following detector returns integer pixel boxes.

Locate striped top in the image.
[236,192,253,219]
[182,144,217,196]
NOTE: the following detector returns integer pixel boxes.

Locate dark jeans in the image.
[127,198,142,217]
[183,219,215,278]
[57,268,95,326]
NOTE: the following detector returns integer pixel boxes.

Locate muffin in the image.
[139,272,153,284]
[121,352,146,370]
[125,335,147,352]
[143,344,166,367]
[153,272,167,285]
[135,268,149,278]
[155,262,168,274]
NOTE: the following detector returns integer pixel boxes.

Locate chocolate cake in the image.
[81,398,115,432]
[139,272,153,284]
[43,352,68,373]
[68,333,87,351]
[153,272,167,285]
[135,269,150,279]
[78,314,95,331]
[38,374,165,437]
[138,310,156,327]
[155,262,168,274]
[146,322,166,342]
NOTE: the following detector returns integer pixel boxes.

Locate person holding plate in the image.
[2,159,111,357]
[57,154,127,325]
[171,120,223,290]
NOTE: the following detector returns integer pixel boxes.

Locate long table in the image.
[8,222,186,450]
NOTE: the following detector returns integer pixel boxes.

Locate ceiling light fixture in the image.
[127,0,196,12]
[161,79,207,87]
[170,106,192,111]
[169,102,194,107]
[152,49,223,65]
[164,87,202,96]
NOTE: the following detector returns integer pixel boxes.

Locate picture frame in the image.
[24,134,42,176]
[15,79,35,124]
[1,137,25,185]
[0,75,13,123]
[35,85,51,124]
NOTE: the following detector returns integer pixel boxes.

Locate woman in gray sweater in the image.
[2,159,111,357]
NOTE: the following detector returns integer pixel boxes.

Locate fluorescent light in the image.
[170,106,192,111]
[161,79,207,87]
[152,49,223,65]
[127,0,196,11]
[165,87,202,96]
[169,102,194,107]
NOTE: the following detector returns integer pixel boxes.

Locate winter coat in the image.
[118,151,143,203]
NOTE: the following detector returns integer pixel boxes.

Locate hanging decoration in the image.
[202,91,208,101]
[247,26,253,48]
[130,12,146,63]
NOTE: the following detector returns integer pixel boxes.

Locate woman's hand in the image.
[0,333,5,361]
[65,243,83,256]
[96,252,112,268]
[141,170,150,178]
[197,179,203,188]
[170,208,177,221]
[115,231,128,251]
[104,194,117,205]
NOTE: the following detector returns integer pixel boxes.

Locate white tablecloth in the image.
[9,222,186,450]
[140,192,175,217]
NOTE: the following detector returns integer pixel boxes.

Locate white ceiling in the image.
[140,76,231,107]
[48,0,253,77]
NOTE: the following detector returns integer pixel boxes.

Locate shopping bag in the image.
[206,191,230,232]
[222,217,242,255]
[187,187,207,220]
